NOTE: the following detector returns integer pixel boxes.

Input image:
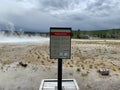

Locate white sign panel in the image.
[50,27,71,59]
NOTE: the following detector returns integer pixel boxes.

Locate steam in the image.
[0,34,49,43]
[0,21,49,43]
[6,22,15,31]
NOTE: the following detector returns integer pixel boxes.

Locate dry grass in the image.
[0,39,120,90]
[76,67,81,72]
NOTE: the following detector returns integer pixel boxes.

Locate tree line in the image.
[72,29,120,39]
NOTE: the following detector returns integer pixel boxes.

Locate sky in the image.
[0,0,120,32]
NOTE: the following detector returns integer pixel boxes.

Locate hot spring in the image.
[0,35,49,43]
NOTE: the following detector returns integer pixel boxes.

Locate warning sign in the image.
[50,27,71,59]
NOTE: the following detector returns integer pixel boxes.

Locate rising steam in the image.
[0,21,49,43]
[0,34,49,43]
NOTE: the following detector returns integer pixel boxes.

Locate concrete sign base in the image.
[39,79,79,90]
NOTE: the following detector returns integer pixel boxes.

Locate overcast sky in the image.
[0,0,120,32]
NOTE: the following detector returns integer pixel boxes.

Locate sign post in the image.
[58,58,62,90]
[50,27,71,90]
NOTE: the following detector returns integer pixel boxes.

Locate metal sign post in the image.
[50,27,71,90]
[58,58,62,90]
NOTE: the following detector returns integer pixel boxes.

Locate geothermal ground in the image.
[0,39,120,90]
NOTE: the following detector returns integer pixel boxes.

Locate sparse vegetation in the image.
[112,67,116,71]
[86,84,92,89]
[94,66,98,69]
[51,61,55,64]
[118,68,120,71]
[70,65,73,67]
[81,71,89,77]
[89,64,93,69]
[76,67,81,72]
[110,50,117,54]
[69,73,73,76]
[114,74,119,76]
[0,37,120,90]
[41,61,44,65]
[81,64,85,70]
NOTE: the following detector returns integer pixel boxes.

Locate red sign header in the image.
[50,32,71,36]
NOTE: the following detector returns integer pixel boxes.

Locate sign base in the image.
[39,79,79,90]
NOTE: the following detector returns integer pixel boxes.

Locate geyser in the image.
[0,30,49,43]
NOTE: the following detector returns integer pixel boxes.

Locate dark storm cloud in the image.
[0,0,120,31]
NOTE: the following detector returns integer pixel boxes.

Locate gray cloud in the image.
[86,0,120,17]
[0,0,120,31]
